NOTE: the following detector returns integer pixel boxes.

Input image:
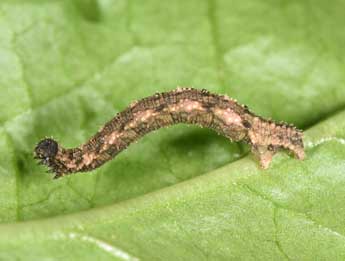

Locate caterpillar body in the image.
[34,88,304,179]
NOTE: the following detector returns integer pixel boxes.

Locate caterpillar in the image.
[34,88,305,179]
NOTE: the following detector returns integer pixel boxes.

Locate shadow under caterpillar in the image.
[34,88,305,179]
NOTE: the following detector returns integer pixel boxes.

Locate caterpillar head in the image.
[34,138,58,164]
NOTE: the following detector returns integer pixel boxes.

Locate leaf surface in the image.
[0,0,345,260]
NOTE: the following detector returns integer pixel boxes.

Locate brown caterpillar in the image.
[34,88,305,179]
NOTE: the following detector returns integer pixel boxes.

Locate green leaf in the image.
[0,0,344,260]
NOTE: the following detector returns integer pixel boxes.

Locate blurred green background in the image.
[0,0,345,260]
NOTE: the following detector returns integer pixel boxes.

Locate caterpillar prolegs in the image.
[34,88,304,179]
